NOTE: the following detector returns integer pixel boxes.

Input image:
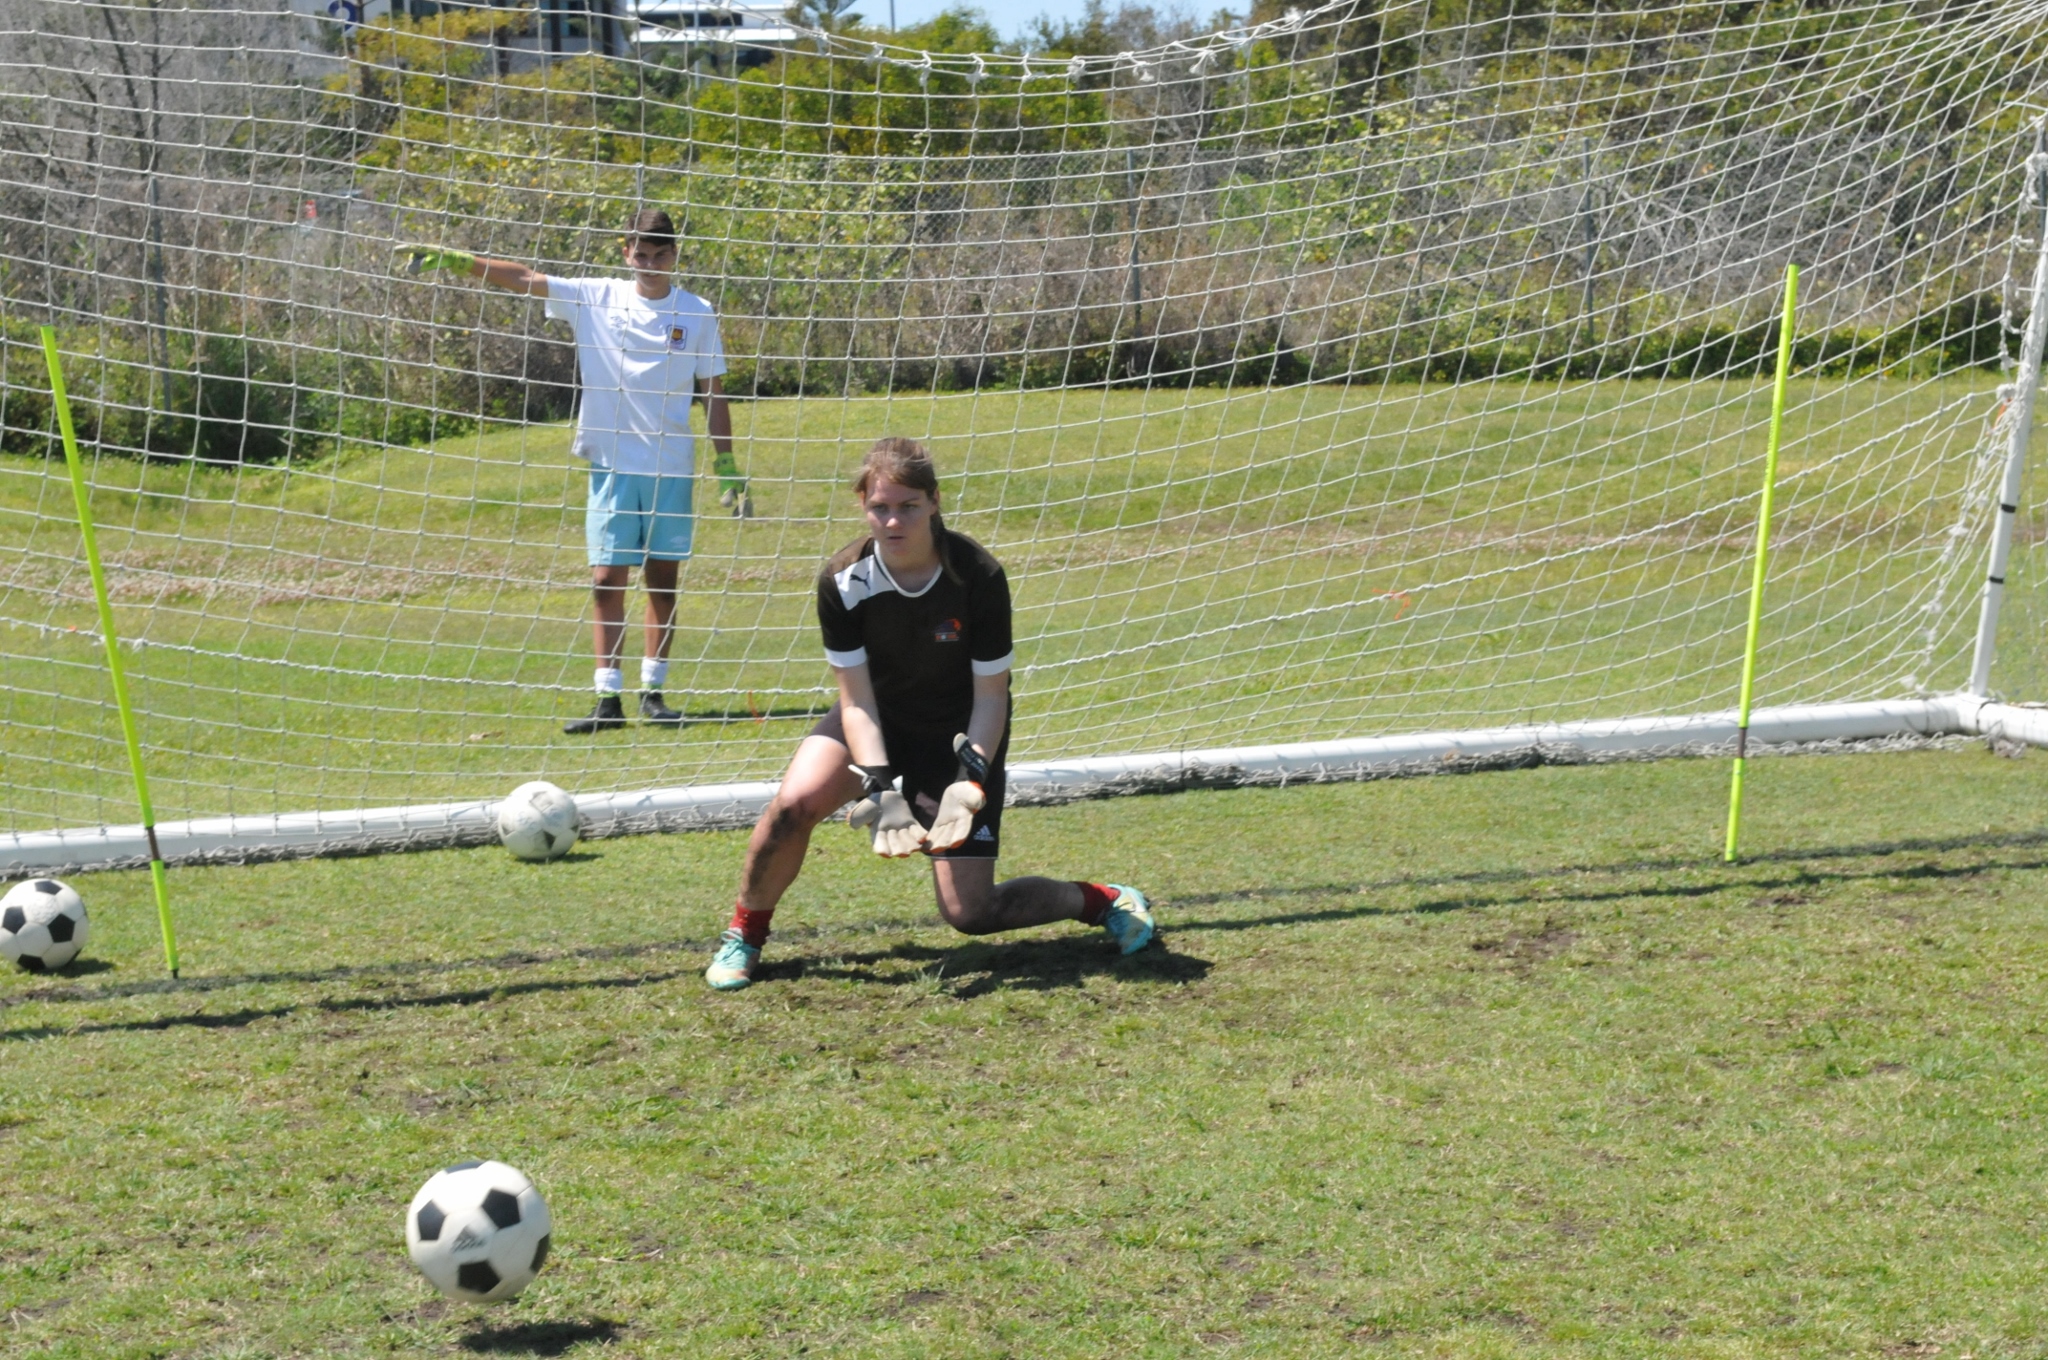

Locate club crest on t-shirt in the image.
[668,324,690,350]
[933,617,962,643]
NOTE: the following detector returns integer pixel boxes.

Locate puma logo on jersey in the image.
[933,617,962,642]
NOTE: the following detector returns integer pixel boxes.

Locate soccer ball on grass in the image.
[496,780,579,861]
[406,1159,552,1302]
[0,878,89,973]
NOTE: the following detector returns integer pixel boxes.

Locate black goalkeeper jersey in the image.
[816,530,1014,735]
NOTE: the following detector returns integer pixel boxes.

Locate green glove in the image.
[392,244,476,276]
[712,447,753,518]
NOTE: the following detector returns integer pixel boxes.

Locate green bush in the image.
[153,335,313,464]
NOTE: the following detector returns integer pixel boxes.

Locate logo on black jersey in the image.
[933,617,962,643]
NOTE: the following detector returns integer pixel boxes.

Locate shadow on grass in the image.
[0,927,1202,1039]
[1166,834,2048,933]
[460,1316,625,1355]
[10,826,2045,1028]
[782,934,1210,996]
[0,935,713,1011]
[1173,856,2048,933]
[685,702,828,723]
[0,969,687,1043]
[0,909,935,1010]
[0,934,1204,1040]
[51,959,116,978]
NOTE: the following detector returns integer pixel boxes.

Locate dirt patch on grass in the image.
[6,1297,70,1326]
[1468,916,1577,968]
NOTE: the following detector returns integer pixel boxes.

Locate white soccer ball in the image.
[0,878,89,973]
[406,1159,552,1303]
[496,780,579,861]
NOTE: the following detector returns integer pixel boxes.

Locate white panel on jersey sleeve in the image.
[826,647,870,669]
[970,652,1014,677]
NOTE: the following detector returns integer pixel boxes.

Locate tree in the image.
[787,0,862,33]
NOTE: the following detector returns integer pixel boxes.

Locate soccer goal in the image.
[4,0,2048,871]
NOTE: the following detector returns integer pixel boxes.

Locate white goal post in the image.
[5,0,2048,872]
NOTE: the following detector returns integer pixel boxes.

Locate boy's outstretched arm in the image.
[391,245,548,298]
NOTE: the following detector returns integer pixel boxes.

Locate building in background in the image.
[285,0,643,64]
[629,1,800,66]
[283,0,809,63]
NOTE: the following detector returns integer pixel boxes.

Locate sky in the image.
[858,0,1101,43]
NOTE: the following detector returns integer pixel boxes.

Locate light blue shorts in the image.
[586,470,694,566]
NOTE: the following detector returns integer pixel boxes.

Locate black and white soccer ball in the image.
[406,1159,552,1302]
[0,878,89,973]
[496,780,579,862]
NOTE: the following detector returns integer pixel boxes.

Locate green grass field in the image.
[0,375,2019,833]
[5,744,2048,1357]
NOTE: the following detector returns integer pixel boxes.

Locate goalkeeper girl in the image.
[705,437,1154,991]
[395,210,750,734]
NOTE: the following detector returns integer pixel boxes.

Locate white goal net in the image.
[2,0,2046,861]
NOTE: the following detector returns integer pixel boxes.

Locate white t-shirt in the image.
[543,277,727,476]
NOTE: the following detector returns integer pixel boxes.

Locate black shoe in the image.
[563,693,626,734]
[640,690,684,725]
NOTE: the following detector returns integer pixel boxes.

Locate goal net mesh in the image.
[0,0,2043,835]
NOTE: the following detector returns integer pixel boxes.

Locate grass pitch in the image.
[4,745,2048,1357]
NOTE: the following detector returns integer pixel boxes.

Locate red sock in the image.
[1075,882,1117,926]
[729,901,774,948]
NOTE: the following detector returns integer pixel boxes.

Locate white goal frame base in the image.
[1,695,2035,876]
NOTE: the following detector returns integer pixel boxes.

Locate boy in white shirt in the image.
[396,210,747,733]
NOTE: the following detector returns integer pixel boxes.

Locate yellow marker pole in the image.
[1724,264,1800,864]
[38,326,180,975]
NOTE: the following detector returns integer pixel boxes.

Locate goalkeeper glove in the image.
[712,447,753,518]
[392,244,476,276]
[925,734,988,852]
[847,764,925,857]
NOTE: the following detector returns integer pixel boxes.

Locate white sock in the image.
[594,667,624,695]
[641,657,669,691]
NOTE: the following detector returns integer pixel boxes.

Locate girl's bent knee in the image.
[767,792,834,837]
[937,898,1000,935]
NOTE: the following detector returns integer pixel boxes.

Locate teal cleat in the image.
[705,927,762,991]
[1101,883,1155,955]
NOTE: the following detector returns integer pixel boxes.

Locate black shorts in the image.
[880,718,1008,860]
